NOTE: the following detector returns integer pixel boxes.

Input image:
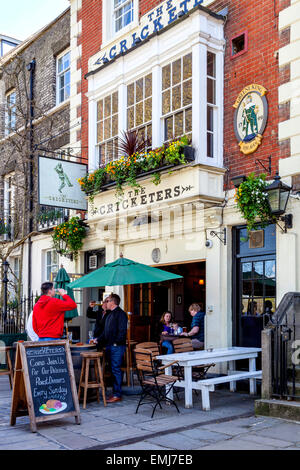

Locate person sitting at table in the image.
[159,311,176,355]
[180,303,205,350]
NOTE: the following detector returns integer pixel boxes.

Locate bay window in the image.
[97,92,119,165]
[127,74,152,150]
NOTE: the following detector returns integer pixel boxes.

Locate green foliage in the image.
[234,173,274,232]
[52,216,87,259]
[78,136,192,198]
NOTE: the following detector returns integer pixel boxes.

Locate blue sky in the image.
[0,0,70,41]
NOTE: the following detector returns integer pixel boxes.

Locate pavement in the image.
[0,376,299,451]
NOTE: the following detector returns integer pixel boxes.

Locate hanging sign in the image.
[38,156,88,211]
[233,84,268,155]
[10,341,81,432]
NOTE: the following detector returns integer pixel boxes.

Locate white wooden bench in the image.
[197,370,262,411]
[157,347,262,409]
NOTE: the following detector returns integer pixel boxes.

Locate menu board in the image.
[26,344,75,417]
[10,341,80,432]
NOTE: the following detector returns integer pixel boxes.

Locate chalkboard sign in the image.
[10,341,80,432]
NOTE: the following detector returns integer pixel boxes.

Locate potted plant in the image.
[52,216,88,259]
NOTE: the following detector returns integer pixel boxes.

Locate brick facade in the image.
[0,9,70,235]
[78,0,290,186]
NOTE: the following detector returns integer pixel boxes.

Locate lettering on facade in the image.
[94,0,204,67]
[90,184,195,217]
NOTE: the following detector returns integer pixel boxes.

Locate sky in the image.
[0,0,70,41]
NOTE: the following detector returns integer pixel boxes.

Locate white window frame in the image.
[127,73,152,151]
[5,89,16,136]
[45,250,59,282]
[56,49,71,105]
[207,51,217,159]
[102,0,139,47]
[96,91,119,166]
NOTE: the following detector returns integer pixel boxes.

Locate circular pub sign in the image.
[233,84,268,155]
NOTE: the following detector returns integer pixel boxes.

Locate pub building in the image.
[68,0,298,352]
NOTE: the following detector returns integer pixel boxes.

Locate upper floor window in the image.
[127,74,152,150]
[3,173,15,239]
[207,52,216,158]
[114,0,134,33]
[97,92,119,165]
[162,53,192,143]
[45,250,59,282]
[57,50,70,105]
[5,90,16,136]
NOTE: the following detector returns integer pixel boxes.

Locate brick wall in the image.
[79,0,291,186]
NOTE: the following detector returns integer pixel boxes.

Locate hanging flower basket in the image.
[52,217,88,259]
[234,173,275,232]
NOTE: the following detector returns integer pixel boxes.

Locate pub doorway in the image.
[124,260,206,343]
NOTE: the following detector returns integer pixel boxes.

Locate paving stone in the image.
[252,422,300,443]
[199,440,275,450]
[180,428,231,442]
[147,433,204,450]
[201,420,256,436]
[105,442,170,450]
[238,434,294,448]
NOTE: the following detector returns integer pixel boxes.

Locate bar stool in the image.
[78,351,106,409]
[122,340,138,386]
[0,346,14,389]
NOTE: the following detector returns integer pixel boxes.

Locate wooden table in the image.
[157,347,262,410]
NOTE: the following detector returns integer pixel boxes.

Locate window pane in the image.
[174,112,183,138]
[207,132,213,158]
[243,280,252,296]
[104,95,111,118]
[172,59,181,85]
[104,118,111,139]
[242,262,252,279]
[265,260,276,278]
[207,78,215,104]
[136,78,143,103]
[185,107,192,133]
[207,106,214,132]
[207,52,216,77]
[144,97,152,122]
[172,84,181,111]
[112,92,118,114]
[162,64,171,90]
[135,101,143,126]
[253,279,264,296]
[97,122,103,142]
[147,124,152,146]
[165,116,173,141]
[127,83,134,106]
[162,90,170,115]
[97,100,103,121]
[182,79,192,106]
[112,114,118,136]
[253,262,264,278]
[183,53,192,80]
[265,279,276,297]
[127,106,134,129]
[145,74,152,98]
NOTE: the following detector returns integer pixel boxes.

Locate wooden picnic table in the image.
[157,347,262,411]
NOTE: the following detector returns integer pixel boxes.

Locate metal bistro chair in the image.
[134,348,181,418]
[172,338,215,381]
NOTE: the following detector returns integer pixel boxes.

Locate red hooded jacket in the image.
[32,295,77,339]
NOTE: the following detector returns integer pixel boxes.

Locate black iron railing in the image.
[271,292,300,400]
[0,293,37,335]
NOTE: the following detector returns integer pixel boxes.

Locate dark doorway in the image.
[233,225,276,349]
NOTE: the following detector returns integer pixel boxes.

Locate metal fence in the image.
[271,293,300,400]
[0,294,36,335]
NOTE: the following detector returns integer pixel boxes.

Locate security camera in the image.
[205,240,213,248]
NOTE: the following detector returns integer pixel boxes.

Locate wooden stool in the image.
[78,352,106,409]
[0,346,14,389]
[122,340,137,386]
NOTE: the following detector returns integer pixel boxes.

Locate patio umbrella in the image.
[54,266,78,320]
[68,255,183,288]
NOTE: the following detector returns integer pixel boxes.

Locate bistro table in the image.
[157,347,262,410]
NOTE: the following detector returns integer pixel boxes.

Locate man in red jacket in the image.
[33,282,77,341]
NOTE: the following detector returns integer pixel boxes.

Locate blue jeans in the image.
[162,341,174,355]
[38,337,61,341]
[105,345,126,398]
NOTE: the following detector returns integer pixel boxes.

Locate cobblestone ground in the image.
[0,376,299,450]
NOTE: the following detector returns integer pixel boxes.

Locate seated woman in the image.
[159,311,175,355]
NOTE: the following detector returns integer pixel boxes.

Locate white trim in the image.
[102,0,139,48]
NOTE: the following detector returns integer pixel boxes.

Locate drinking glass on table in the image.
[88,330,94,342]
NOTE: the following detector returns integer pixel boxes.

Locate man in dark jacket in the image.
[87,299,110,348]
[93,293,128,403]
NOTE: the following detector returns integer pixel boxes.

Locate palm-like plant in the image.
[118,129,149,157]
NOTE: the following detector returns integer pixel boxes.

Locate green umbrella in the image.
[69,256,183,288]
[54,266,78,320]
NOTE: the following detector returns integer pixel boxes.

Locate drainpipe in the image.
[27,59,35,299]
